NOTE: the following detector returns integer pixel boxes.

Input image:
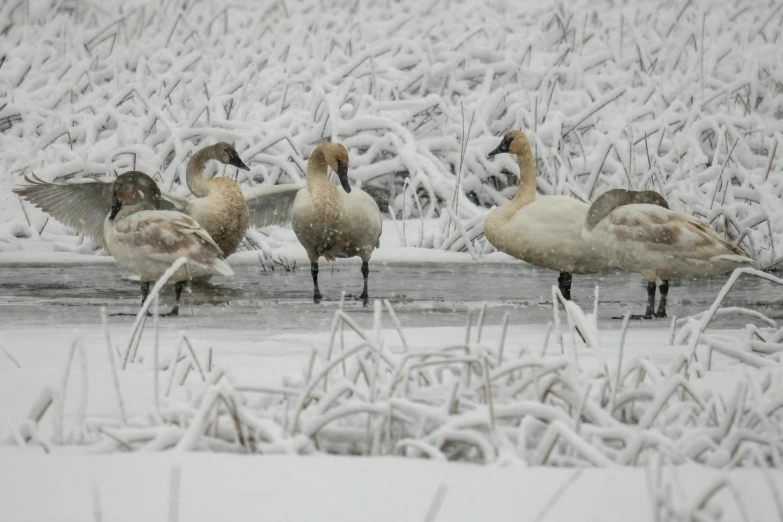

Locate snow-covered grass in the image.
[2,269,783,519]
[2,268,783,519]
[3,0,783,518]
[4,269,783,465]
[2,0,783,266]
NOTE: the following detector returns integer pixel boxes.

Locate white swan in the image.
[104,171,233,316]
[485,130,613,300]
[13,142,302,257]
[291,141,382,304]
[582,188,755,319]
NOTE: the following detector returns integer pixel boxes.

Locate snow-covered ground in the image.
[2,454,782,522]
[3,0,783,519]
[0,284,783,521]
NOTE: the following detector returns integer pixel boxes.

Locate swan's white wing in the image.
[600,204,747,259]
[352,189,382,232]
[243,183,304,229]
[342,188,383,247]
[13,173,114,246]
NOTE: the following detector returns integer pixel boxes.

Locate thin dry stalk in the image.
[532,469,584,522]
[483,358,498,458]
[764,139,778,182]
[0,336,22,369]
[709,136,739,210]
[123,257,189,370]
[182,336,206,381]
[498,312,510,365]
[153,297,161,411]
[55,335,80,444]
[384,299,409,353]
[476,302,487,343]
[101,308,127,423]
[91,482,102,522]
[168,462,181,522]
[611,312,631,411]
[422,483,449,522]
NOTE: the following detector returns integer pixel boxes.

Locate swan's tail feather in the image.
[211,258,234,277]
[711,254,755,269]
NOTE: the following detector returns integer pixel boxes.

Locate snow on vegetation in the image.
[6,269,783,473]
[1,0,782,265]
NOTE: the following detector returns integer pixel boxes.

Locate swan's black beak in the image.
[109,192,122,221]
[487,137,512,158]
[336,160,351,193]
[227,148,250,171]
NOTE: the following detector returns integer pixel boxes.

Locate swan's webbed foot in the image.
[557,272,572,301]
[311,261,322,304]
[160,281,186,317]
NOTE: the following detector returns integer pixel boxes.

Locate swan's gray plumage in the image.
[13,172,180,247]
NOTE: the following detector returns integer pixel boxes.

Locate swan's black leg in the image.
[644,281,656,319]
[311,261,322,304]
[111,281,154,316]
[360,261,369,306]
[140,281,151,307]
[558,272,572,301]
[163,281,185,316]
[655,280,669,318]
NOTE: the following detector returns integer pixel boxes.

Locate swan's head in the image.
[214,142,249,171]
[488,130,531,158]
[322,142,351,194]
[110,171,161,220]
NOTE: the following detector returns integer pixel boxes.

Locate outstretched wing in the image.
[243,183,303,229]
[13,173,114,246]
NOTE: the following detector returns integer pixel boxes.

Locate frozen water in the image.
[1,262,781,330]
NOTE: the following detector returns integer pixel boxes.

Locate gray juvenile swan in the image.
[103,171,233,316]
[14,142,302,257]
[485,130,613,300]
[582,188,754,319]
[291,141,382,305]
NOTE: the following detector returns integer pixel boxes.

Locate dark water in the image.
[0,262,780,331]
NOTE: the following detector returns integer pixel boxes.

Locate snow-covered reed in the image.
[6,268,783,470]
[1,0,782,264]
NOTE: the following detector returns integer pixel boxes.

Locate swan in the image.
[583,188,755,319]
[485,130,613,300]
[291,141,382,304]
[104,171,233,316]
[13,142,303,257]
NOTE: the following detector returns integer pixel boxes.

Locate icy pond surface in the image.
[1,262,780,331]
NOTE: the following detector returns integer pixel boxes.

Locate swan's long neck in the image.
[186,146,216,197]
[306,147,331,192]
[488,144,536,224]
